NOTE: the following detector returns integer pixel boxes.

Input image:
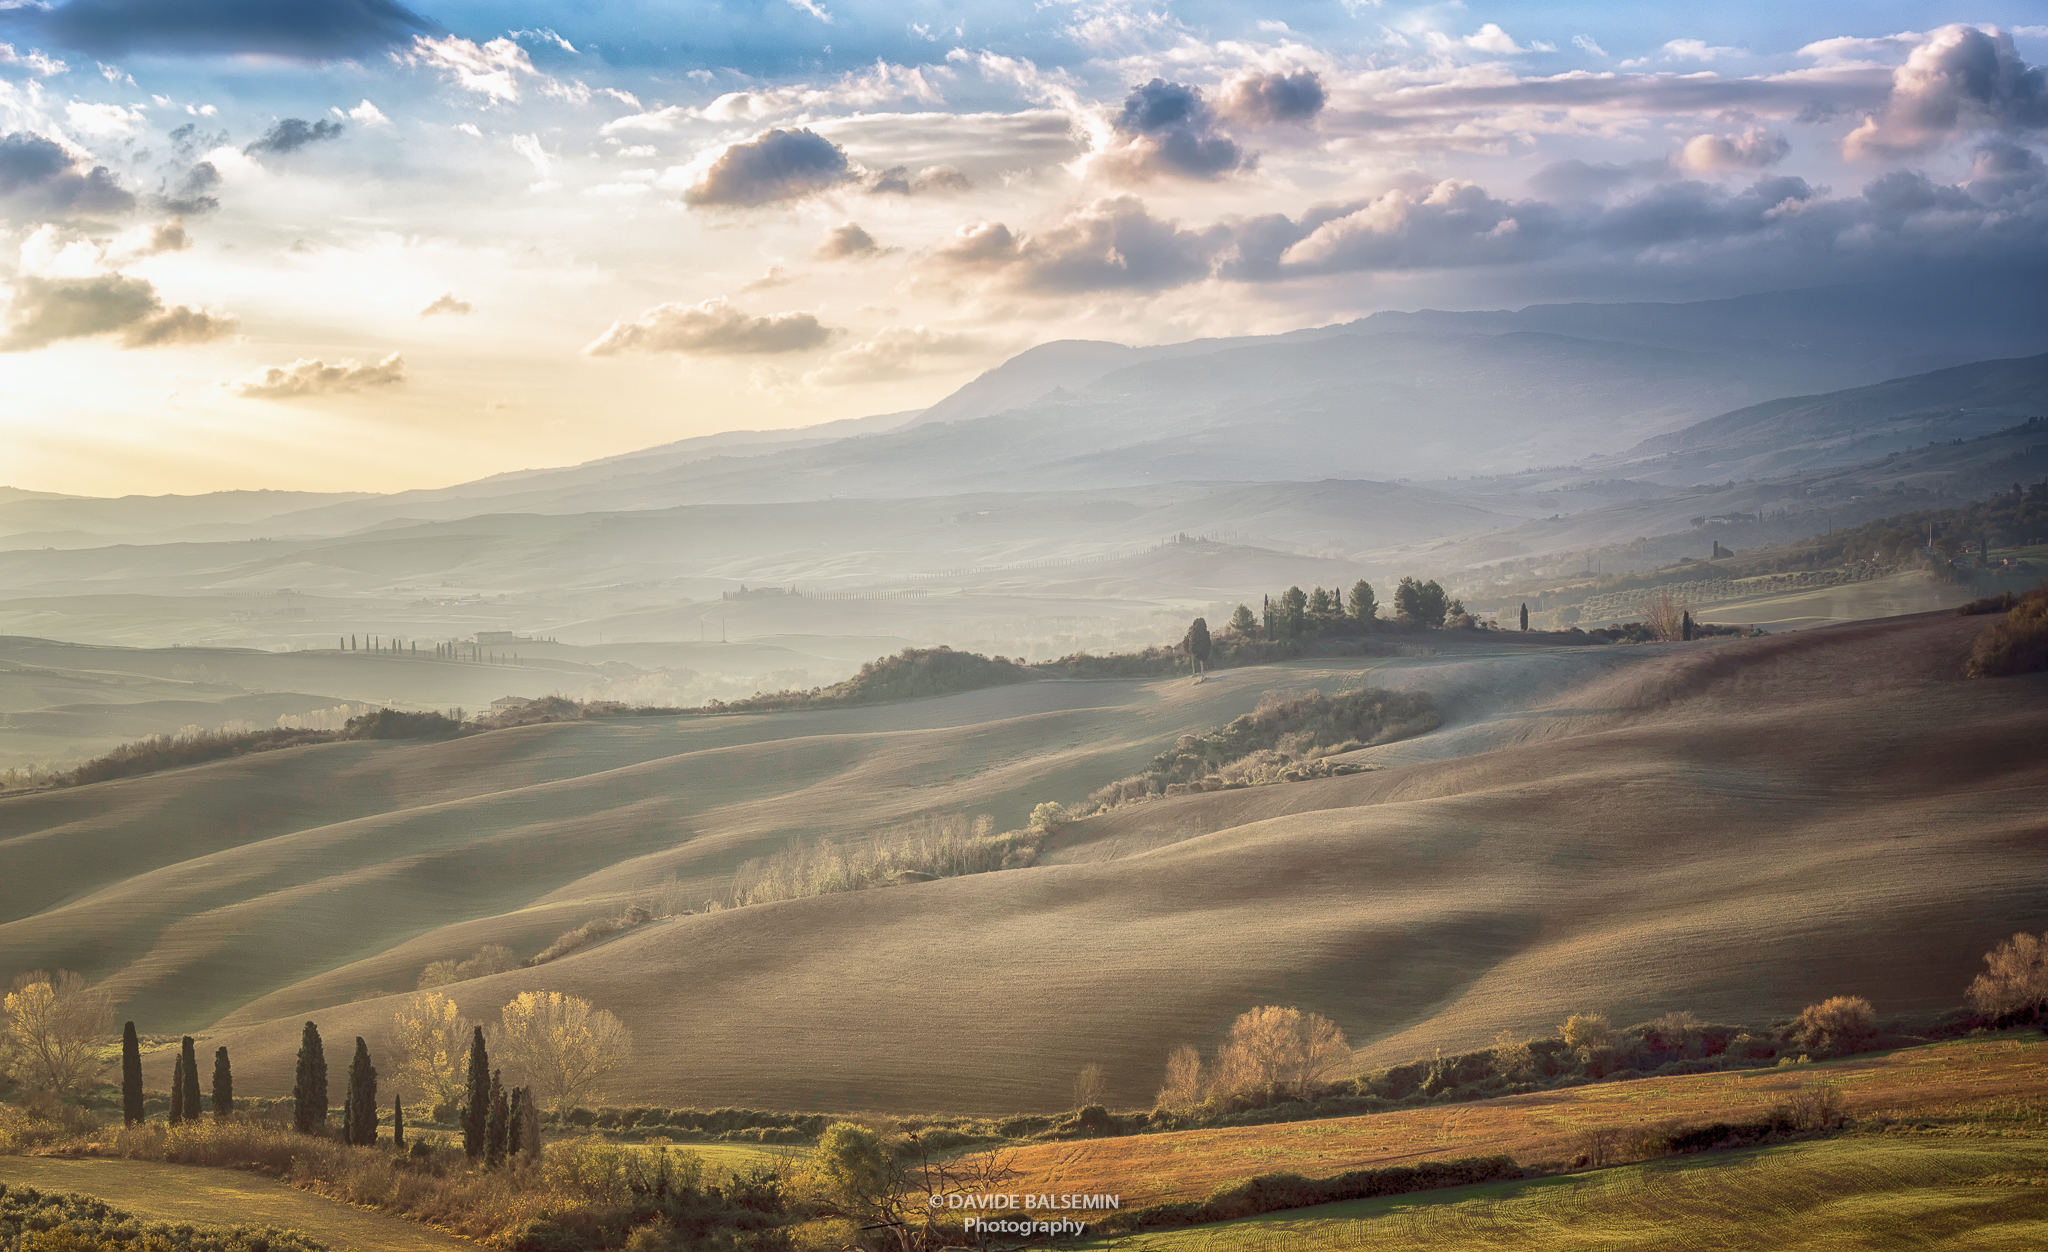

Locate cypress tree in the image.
[179,1037,200,1124]
[1682,610,1694,642]
[293,1021,328,1135]
[461,1026,489,1160]
[485,1070,508,1167]
[520,1087,542,1157]
[506,1086,524,1161]
[348,1037,378,1147]
[121,1022,144,1127]
[169,1054,186,1124]
[342,1093,354,1146]
[212,1047,233,1121]
[394,1095,405,1151]
[1520,603,1529,632]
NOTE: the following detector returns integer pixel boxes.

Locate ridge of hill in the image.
[15,609,2038,1114]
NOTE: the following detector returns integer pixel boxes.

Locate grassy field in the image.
[7,611,2045,1115]
[1075,1136,2048,1251]
[999,1036,2048,1207]
[0,1156,478,1250]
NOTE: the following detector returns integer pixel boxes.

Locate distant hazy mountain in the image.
[1602,352,2048,483]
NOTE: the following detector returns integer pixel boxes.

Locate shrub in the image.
[1966,586,2048,677]
[1560,1013,1614,1053]
[1772,1082,1847,1131]
[0,1184,327,1251]
[1790,996,1876,1052]
[1966,931,2048,1023]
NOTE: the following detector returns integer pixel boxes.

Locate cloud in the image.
[402,34,550,104]
[583,297,834,355]
[13,0,434,59]
[1095,79,1247,182]
[1527,159,1652,201]
[157,160,220,214]
[806,325,983,385]
[1660,38,1741,62]
[682,128,853,207]
[1965,139,2047,201]
[1464,24,1528,56]
[1844,25,2048,158]
[1571,35,1607,58]
[602,62,945,134]
[918,196,1225,294]
[341,99,389,126]
[245,118,343,156]
[1275,180,1558,274]
[0,41,66,75]
[63,101,142,136]
[869,163,971,194]
[740,264,795,291]
[229,353,405,398]
[3,272,234,350]
[815,220,888,259]
[0,130,133,215]
[1677,127,1791,171]
[420,292,471,316]
[1216,70,1326,125]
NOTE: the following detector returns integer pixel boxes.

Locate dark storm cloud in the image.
[1099,79,1247,181]
[158,161,221,215]
[0,131,134,215]
[684,128,854,207]
[245,118,344,157]
[8,0,435,60]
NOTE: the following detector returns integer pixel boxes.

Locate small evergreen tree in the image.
[293,1021,328,1135]
[169,1054,185,1124]
[1181,617,1211,672]
[342,1093,354,1146]
[506,1085,525,1161]
[212,1046,232,1121]
[1520,603,1529,632]
[485,1069,508,1167]
[1682,610,1694,641]
[1280,586,1308,636]
[462,1025,489,1160]
[1228,603,1256,637]
[179,1037,200,1125]
[1350,580,1378,623]
[394,1095,405,1150]
[347,1037,378,1147]
[121,1022,144,1127]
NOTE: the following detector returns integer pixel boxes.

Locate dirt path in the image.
[0,1156,476,1251]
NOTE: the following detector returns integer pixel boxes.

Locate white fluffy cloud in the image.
[1844,25,2048,158]
[1677,128,1791,170]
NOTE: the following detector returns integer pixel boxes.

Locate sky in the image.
[1,1,2045,497]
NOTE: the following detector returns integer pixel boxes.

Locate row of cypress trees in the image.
[119,1016,527,1163]
[459,1024,539,1165]
[119,1021,233,1125]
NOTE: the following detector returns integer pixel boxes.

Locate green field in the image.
[1082,1137,2048,1251]
[0,1156,478,1250]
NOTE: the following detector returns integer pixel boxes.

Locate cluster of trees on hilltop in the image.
[1215,577,1473,643]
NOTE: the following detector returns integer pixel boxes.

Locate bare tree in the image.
[1640,590,1688,642]
[496,990,633,1114]
[1071,1062,1108,1108]
[1212,1006,1351,1102]
[3,970,114,1094]
[1967,931,2048,1019]
[1156,1044,1204,1110]
[390,990,474,1111]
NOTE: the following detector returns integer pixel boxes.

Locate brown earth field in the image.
[5,610,2045,1115]
[1001,1034,2048,1208]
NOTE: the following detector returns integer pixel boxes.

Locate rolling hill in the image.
[9,609,2041,1116]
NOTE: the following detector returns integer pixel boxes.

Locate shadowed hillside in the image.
[40,610,2037,1115]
